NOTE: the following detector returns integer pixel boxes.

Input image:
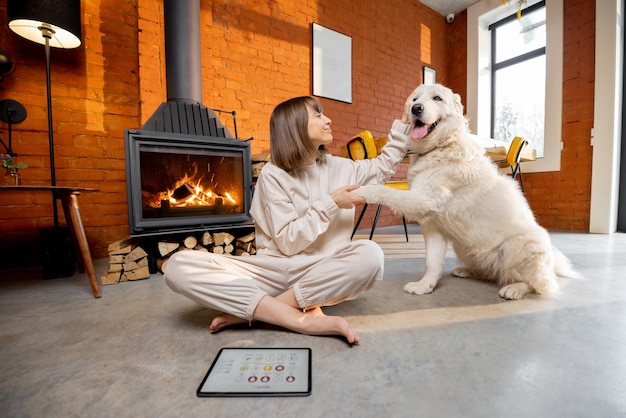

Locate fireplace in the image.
[124,0,254,237]
[125,129,253,237]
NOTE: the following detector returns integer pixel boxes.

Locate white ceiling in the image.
[417,0,481,16]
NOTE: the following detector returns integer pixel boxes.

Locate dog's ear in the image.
[453,93,464,115]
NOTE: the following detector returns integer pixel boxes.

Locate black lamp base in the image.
[39,226,75,279]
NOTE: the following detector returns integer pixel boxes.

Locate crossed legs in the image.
[165,240,383,345]
[210,288,359,345]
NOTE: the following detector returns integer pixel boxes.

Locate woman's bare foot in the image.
[210,313,247,333]
[298,307,360,345]
[210,308,358,344]
[251,293,360,345]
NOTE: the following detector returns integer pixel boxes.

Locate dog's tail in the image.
[552,246,583,279]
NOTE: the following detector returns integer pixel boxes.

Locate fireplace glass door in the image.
[125,130,253,236]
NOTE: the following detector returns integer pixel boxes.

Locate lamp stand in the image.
[41,24,58,227]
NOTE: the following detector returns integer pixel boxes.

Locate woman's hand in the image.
[331,185,366,209]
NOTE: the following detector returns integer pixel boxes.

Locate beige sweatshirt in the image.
[250,120,411,258]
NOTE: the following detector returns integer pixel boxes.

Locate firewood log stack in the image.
[101,231,257,283]
[156,231,256,273]
[101,239,150,285]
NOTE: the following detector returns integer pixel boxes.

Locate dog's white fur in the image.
[355,84,581,299]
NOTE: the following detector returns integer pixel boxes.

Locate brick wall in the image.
[0,0,595,265]
[0,0,140,264]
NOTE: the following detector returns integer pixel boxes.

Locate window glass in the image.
[493,55,546,156]
[494,7,546,64]
[491,2,546,158]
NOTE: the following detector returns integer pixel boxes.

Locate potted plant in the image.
[1,152,27,185]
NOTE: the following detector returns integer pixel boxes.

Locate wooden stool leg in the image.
[59,197,85,274]
[64,192,101,298]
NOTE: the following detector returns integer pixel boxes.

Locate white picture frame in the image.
[423,66,436,85]
[312,23,352,103]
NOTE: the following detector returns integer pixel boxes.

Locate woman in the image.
[164,95,411,345]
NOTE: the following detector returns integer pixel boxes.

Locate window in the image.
[467,0,563,173]
[490,2,546,157]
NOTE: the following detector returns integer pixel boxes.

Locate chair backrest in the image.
[506,136,528,167]
[347,130,378,161]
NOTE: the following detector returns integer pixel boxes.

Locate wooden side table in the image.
[0,186,101,298]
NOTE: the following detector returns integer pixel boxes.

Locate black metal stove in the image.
[125,129,252,237]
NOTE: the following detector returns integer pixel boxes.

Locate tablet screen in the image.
[197,348,312,397]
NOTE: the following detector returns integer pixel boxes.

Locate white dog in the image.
[355,84,580,299]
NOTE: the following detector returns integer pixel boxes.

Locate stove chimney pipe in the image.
[141,0,231,137]
[164,0,202,104]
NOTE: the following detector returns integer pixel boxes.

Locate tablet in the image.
[196,348,312,397]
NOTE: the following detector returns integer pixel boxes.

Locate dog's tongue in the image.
[411,125,428,140]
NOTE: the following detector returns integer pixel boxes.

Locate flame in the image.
[147,173,237,208]
[224,192,236,204]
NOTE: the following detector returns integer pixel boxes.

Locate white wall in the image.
[589,0,624,233]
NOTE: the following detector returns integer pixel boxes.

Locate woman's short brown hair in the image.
[269,96,328,172]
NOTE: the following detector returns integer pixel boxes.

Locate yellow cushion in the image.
[385,181,409,190]
[507,136,527,166]
[347,130,378,161]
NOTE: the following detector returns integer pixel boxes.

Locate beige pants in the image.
[163,239,384,320]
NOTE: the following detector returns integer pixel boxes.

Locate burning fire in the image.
[147,173,236,208]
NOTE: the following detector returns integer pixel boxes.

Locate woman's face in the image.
[306,104,333,148]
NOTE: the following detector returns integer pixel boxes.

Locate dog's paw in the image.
[498,282,532,300]
[353,185,387,204]
[403,280,435,295]
[451,267,478,279]
[451,267,471,278]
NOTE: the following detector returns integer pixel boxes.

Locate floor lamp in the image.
[7,0,82,226]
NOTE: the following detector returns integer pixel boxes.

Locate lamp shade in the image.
[7,0,82,49]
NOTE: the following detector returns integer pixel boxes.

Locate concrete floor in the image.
[1,224,625,418]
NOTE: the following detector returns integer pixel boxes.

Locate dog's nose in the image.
[412,104,423,116]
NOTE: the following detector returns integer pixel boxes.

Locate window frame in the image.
[467,0,563,173]
[489,1,546,145]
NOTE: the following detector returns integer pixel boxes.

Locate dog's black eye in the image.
[433,95,442,101]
